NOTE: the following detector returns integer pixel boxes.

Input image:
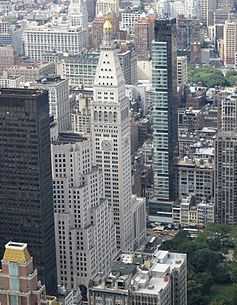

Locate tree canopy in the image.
[160,225,237,305]
[188,67,227,88]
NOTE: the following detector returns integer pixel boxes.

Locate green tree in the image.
[189,67,227,88]
[225,70,237,86]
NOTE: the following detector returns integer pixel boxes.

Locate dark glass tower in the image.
[0,88,57,293]
[149,19,177,223]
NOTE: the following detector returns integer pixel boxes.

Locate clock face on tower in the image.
[101,139,113,151]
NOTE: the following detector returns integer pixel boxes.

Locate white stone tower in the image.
[96,0,119,16]
[52,133,116,289]
[91,20,134,251]
[68,0,88,29]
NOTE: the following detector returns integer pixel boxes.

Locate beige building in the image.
[223,20,237,65]
[177,56,188,92]
[177,157,214,202]
[96,0,119,16]
[0,45,15,72]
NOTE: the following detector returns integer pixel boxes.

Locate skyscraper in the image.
[149,19,177,223]
[215,93,237,224]
[223,20,237,65]
[33,75,70,132]
[91,20,134,250]
[68,0,88,29]
[52,133,116,290]
[134,16,155,60]
[96,0,119,16]
[0,88,57,293]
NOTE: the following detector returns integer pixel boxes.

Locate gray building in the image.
[0,88,57,294]
[149,18,177,223]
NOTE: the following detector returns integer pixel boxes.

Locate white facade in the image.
[180,196,214,226]
[68,0,88,29]
[91,21,134,251]
[71,92,92,135]
[52,134,116,290]
[33,76,70,132]
[96,0,119,16]
[177,56,188,91]
[120,11,141,33]
[0,74,23,88]
[177,157,214,202]
[89,249,187,305]
[24,23,88,62]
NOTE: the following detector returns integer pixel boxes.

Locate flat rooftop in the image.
[0,88,46,98]
[53,132,88,145]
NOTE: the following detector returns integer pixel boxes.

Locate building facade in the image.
[177,56,188,92]
[24,24,88,62]
[91,20,135,250]
[134,16,155,60]
[96,0,119,16]
[0,89,57,294]
[52,133,116,290]
[57,48,137,88]
[215,93,237,224]
[89,249,187,305]
[177,157,214,202]
[223,20,237,65]
[33,75,70,132]
[149,19,177,223]
[0,242,60,305]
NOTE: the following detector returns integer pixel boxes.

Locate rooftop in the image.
[3,242,31,264]
[52,132,88,145]
[0,88,46,98]
[90,250,186,295]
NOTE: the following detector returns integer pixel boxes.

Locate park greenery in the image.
[188,66,237,88]
[160,225,237,305]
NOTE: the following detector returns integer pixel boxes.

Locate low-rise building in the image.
[89,249,187,305]
[177,157,214,202]
[179,195,214,226]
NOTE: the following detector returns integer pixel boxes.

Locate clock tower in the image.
[91,20,134,251]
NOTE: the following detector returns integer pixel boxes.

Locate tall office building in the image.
[134,16,155,60]
[68,0,88,29]
[33,75,70,132]
[91,20,134,250]
[177,56,188,92]
[215,93,237,224]
[149,19,177,223]
[52,133,116,290]
[223,20,237,65]
[198,0,209,25]
[96,0,119,16]
[87,0,96,21]
[0,88,57,293]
